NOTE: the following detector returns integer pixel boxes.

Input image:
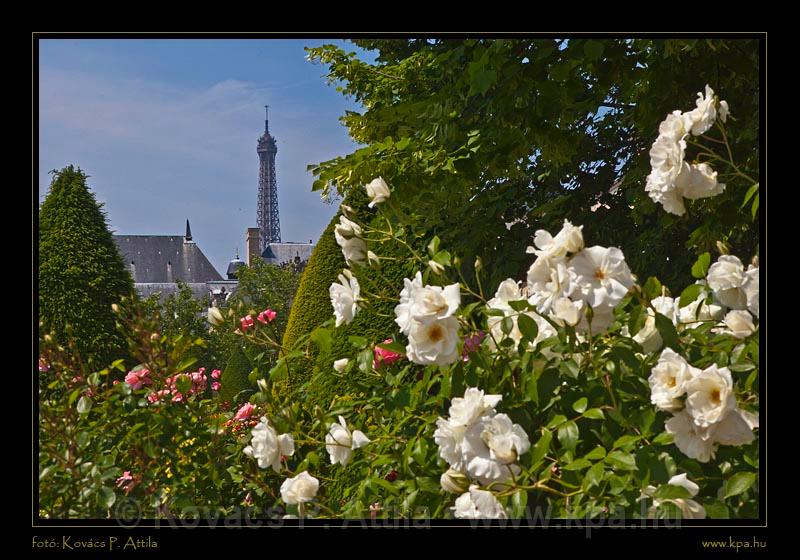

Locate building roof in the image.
[114,234,223,283]
[261,242,315,265]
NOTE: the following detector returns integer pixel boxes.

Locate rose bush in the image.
[38,83,759,521]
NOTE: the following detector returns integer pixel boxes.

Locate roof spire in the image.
[264,104,269,134]
[185,219,192,241]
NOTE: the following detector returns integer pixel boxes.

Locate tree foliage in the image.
[39,165,134,367]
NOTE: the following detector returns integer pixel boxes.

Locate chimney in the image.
[246,228,261,266]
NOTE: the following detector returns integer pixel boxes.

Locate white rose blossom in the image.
[675,162,726,200]
[334,216,368,266]
[365,176,390,207]
[434,388,503,470]
[394,271,424,335]
[665,410,718,463]
[407,282,461,325]
[722,309,756,339]
[677,287,724,328]
[570,246,635,309]
[685,84,718,136]
[280,471,319,505]
[207,306,224,326]
[325,415,371,466]
[333,358,349,373]
[453,486,508,519]
[648,348,696,412]
[406,315,461,366]
[684,364,737,428]
[487,279,557,350]
[645,473,707,519]
[706,255,748,310]
[526,219,584,258]
[719,100,730,123]
[330,270,360,327]
[634,296,678,354]
[243,417,295,472]
[743,265,759,318]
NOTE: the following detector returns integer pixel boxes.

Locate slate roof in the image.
[261,242,315,265]
[114,235,223,283]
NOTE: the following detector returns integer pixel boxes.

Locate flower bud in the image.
[440,469,470,494]
[716,240,731,255]
[333,358,349,373]
[367,251,380,267]
[474,257,483,272]
[428,260,445,275]
[111,303,120,313]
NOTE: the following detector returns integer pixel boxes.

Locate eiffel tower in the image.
[257,105,280,251]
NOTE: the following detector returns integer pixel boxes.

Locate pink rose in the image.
[240,315,255,331]
[234,402,255,421]
[211,381,221,391]
[373,338,404,369]
[116,471,133,488]
[211,369,221,380]
[257,309,277,324]
[124,368,152,391]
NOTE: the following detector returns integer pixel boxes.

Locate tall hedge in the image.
[220,344,254,405]
[39,165,134,367]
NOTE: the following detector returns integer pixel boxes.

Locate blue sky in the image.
[38,39,367,274]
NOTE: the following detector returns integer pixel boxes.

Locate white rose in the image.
[676,162,726,200]
[684,364,737,427]
[707,255,747,309]
[646,170,687,216]
[711,408,756,446]
[440,469,470,494]
[719,100,730,123]
[406,316,461,366]
[325,415,370,466]
[365,176,390,207]
[333,358,349,373]
[649,348,695,412]
[551,297,582,327]
[649,134,686,182]
[570,246,634,310]
[743,265,759,318]
[722,309,756,339]
[330,270,360,327]
[657,110,689,142]
[447,387,503,427]
[207,306,224,326]
[649,473,706,519]
[528,260,576,315]
[394,271,424,335]
[634,296,677,354]
[280,471,319,505]
[665,410,718,463]
[243,417,295,472]
[453,486,508,519]
[678,287,724,328]
[685,84,717,136]
[527,219,584,258]
[334,216,367,267]
[479,413,530,464]
[434,417,468,469]
[407,282,461,324]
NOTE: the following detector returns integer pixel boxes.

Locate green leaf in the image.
[174,356,198,374]
[722,472,756,499]
[605,451,637,471]
[613,435,641,450]
[691,252,711,279]
[500,316,514,335]
[269,358,289,381]
[704,500,730,519]
[310,327,332,355]
[517,313,539,342]
[546,415,567,429]
[584,463,605,489]
[584,40,605,60]
[585,446,607,460]
[511,489,528,518]
[679,283,704,308]
[470,68,497,96]
[652,431,674,446]
[751,193,759,220]
[529,430,552,466]
[572,397,588,414]
[562,457,592,471]
[76,396,92,414]
[175,375,192,395]
[348,335,369,349]
[643,277,663,300]
[507,299,530,312]
[654,312,681,351]
[557,421,579,451]
[427,236,441,256]
[741,183,759,209]
[377,340,407,355]
[583,408,605,420]
[654,485,691,500]
[98,487,116,509]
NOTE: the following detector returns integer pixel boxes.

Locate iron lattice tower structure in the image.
[257,105,281,250]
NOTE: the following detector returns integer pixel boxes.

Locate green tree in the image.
[39,165,134,367]
[307,39,759,289]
